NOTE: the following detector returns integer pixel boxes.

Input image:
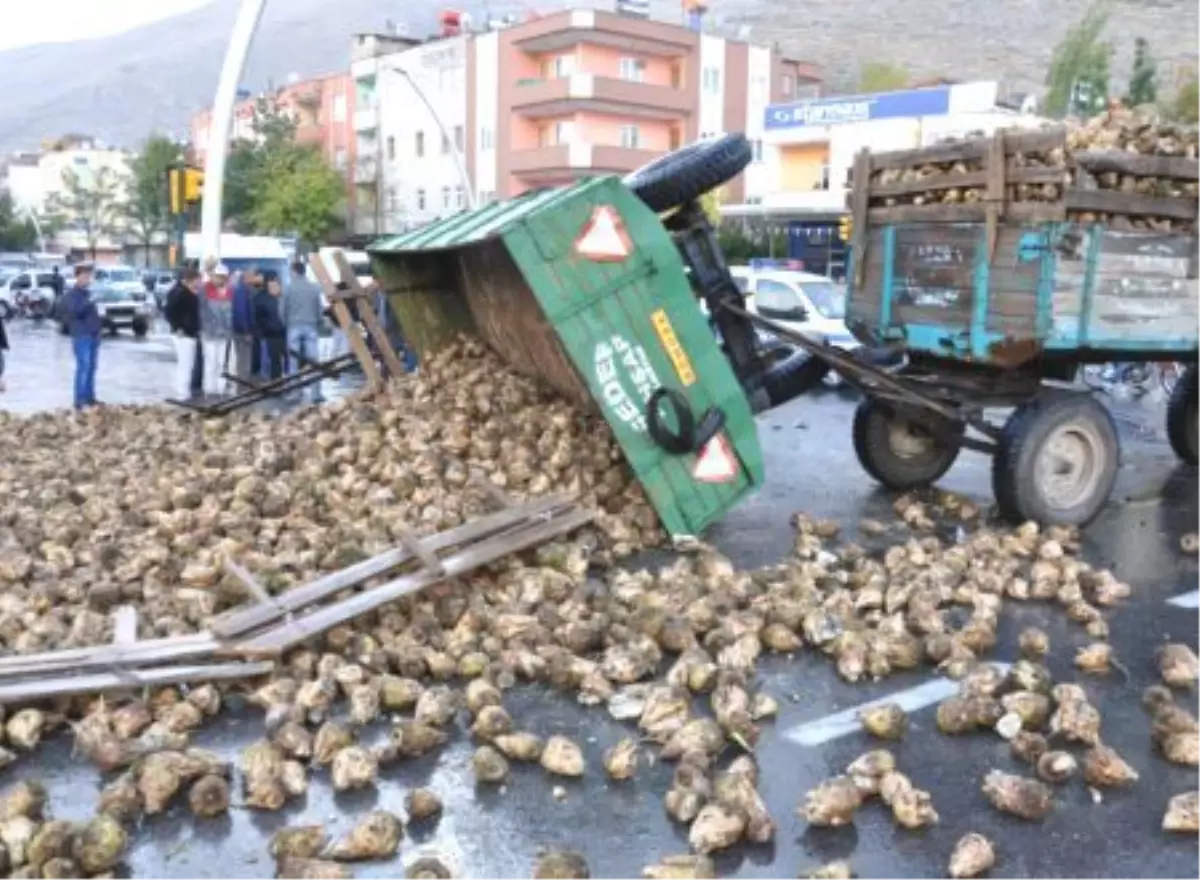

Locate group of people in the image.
[162,259,332,403]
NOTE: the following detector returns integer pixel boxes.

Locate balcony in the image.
[512,74,691,119]
[353,106,378,131]
[511,9,694,57]
[510,144,662,181]
[353,159,378,184]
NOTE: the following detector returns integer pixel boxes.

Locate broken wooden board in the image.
[226,505,595,656]
[0,633,218,678]
[331,249,408,380]
[0,661,274,704]
[310,257,382,388]
[208,493,572,640]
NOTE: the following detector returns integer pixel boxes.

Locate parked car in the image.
[94,286,154,336]
[94,265,153,306]
[0,270,57,320]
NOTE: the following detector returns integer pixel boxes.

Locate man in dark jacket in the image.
[61,263,102,408]
[255,270,287,380]
[231,268,257,381]
[164,268,204,398]
[0,304,8,393]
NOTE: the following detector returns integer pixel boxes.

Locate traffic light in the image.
[838,215,853,242]
[184,168,204,204]
[168,168,183,215]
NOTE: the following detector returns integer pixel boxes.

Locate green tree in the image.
[1171,76,1200,121]
[0,192,39,252]
[250,146,344,247]
[1125,37,1158,107]
[48,166,122,259]
[1044,2,1113,117]
[222,96,309,233]
[125,134,183,265]
[857,62,910,93]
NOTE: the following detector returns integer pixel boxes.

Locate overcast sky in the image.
[0,0,213,52]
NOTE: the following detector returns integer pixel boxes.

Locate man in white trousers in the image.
[163,267,203,400]
[200,264,234,396]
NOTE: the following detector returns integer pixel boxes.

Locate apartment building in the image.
[190,72,357,217]
[351,10,821,236]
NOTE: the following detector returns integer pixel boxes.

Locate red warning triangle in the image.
[574,205,633,262]
[692,433,739,484]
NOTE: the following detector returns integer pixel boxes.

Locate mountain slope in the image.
[0,0,1194,153]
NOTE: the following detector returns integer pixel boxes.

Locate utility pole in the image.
[389,64,478,212]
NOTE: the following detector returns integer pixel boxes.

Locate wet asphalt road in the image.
[1,318,1197,878]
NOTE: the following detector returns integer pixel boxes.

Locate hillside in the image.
[0,0,1194,153]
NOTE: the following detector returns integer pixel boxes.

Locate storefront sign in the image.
[765,86,952,131]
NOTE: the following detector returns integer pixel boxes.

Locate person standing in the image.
[164,268,203,399]
[61,263,102,409]
[255,270,287,380]
[231,268,257,381]
[0,305,8,393]
[200,264,234,396]
[282,259,325,402]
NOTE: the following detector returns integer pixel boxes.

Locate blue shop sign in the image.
[765,86,952,130]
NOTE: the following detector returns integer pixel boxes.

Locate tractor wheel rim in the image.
[1036,422,1105,510]
[887,420,935,459]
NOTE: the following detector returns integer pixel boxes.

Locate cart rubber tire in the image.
[1166,364,1198,465]
[992,392,1119,526]
[852,397,963,490]
[623,134,752,213]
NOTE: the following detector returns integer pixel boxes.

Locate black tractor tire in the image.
[992,392,1119,526]
[623,134,752,213]
[853,396,963,490]
[1167,364,1198,465]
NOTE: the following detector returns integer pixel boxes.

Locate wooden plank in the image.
[1073,150,1199,182]
[208,494,573,639]
[1064,188,1198,221]
[229,506,595,655]
[850,149,871,289]
[985,129,1008,261]
[332,250,408,380]
[393,525,446,576]
[868,127,1066,171]
[309,257,382,389]
[0,633,217,677]
[112,607,138,646]
[868,202,1066,225]
[870,165,1065,199]
[0,661,273,704]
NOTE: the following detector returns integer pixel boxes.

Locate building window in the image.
[386,188,397,212]
[415,131,425,157]
[618,57,646,82]
[416,188,426,211]
[619,125,640,149]
[550,54,576,78]
[454,186,464,209]
[480,128,493,150]
[454,125,464,151]
[386,136,395,160]
[751,139,763,162]
[335,148,348,170]
[702,66,721,93]
[553,121,576,145]
[795,81,820,99]
[781,74,794,96]
[332,94,347,123]
[441,132,450,153]
[442,186,451,209]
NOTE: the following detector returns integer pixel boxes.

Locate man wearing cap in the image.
[201,263,234,396]
[61,263,103,409]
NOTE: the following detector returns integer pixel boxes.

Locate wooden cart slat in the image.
[870,165,1066,199]
[0,661,274,704]
[1073,150,1200,181]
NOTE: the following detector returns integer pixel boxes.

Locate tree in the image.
[1044,2,1113,117]
[1165,69,1199,124]
[125,134,183,265]
[858,62,910,93]
[1125,38,1158,107]
[222,96,303,232]
[48,166,122,259]
[250,146,344,247]
[0,192,38,252]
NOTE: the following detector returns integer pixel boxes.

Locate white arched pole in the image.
[200,0,268,263]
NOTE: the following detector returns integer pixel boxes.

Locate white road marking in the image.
[783,664,1011,748]
[1167,590,1199,609]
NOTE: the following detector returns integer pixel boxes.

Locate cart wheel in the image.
[852,397,963,490]
[1166,364,1197,465]
[992,393,1119,526]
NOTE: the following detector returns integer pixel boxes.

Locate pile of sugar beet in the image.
[0,339,1196,880]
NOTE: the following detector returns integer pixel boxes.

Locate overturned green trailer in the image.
[368,177,764,538]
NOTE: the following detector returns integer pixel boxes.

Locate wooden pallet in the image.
[0,495,591,704]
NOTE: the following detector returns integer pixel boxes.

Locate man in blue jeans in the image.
[281,259,326,403]
[61,263,102,409]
